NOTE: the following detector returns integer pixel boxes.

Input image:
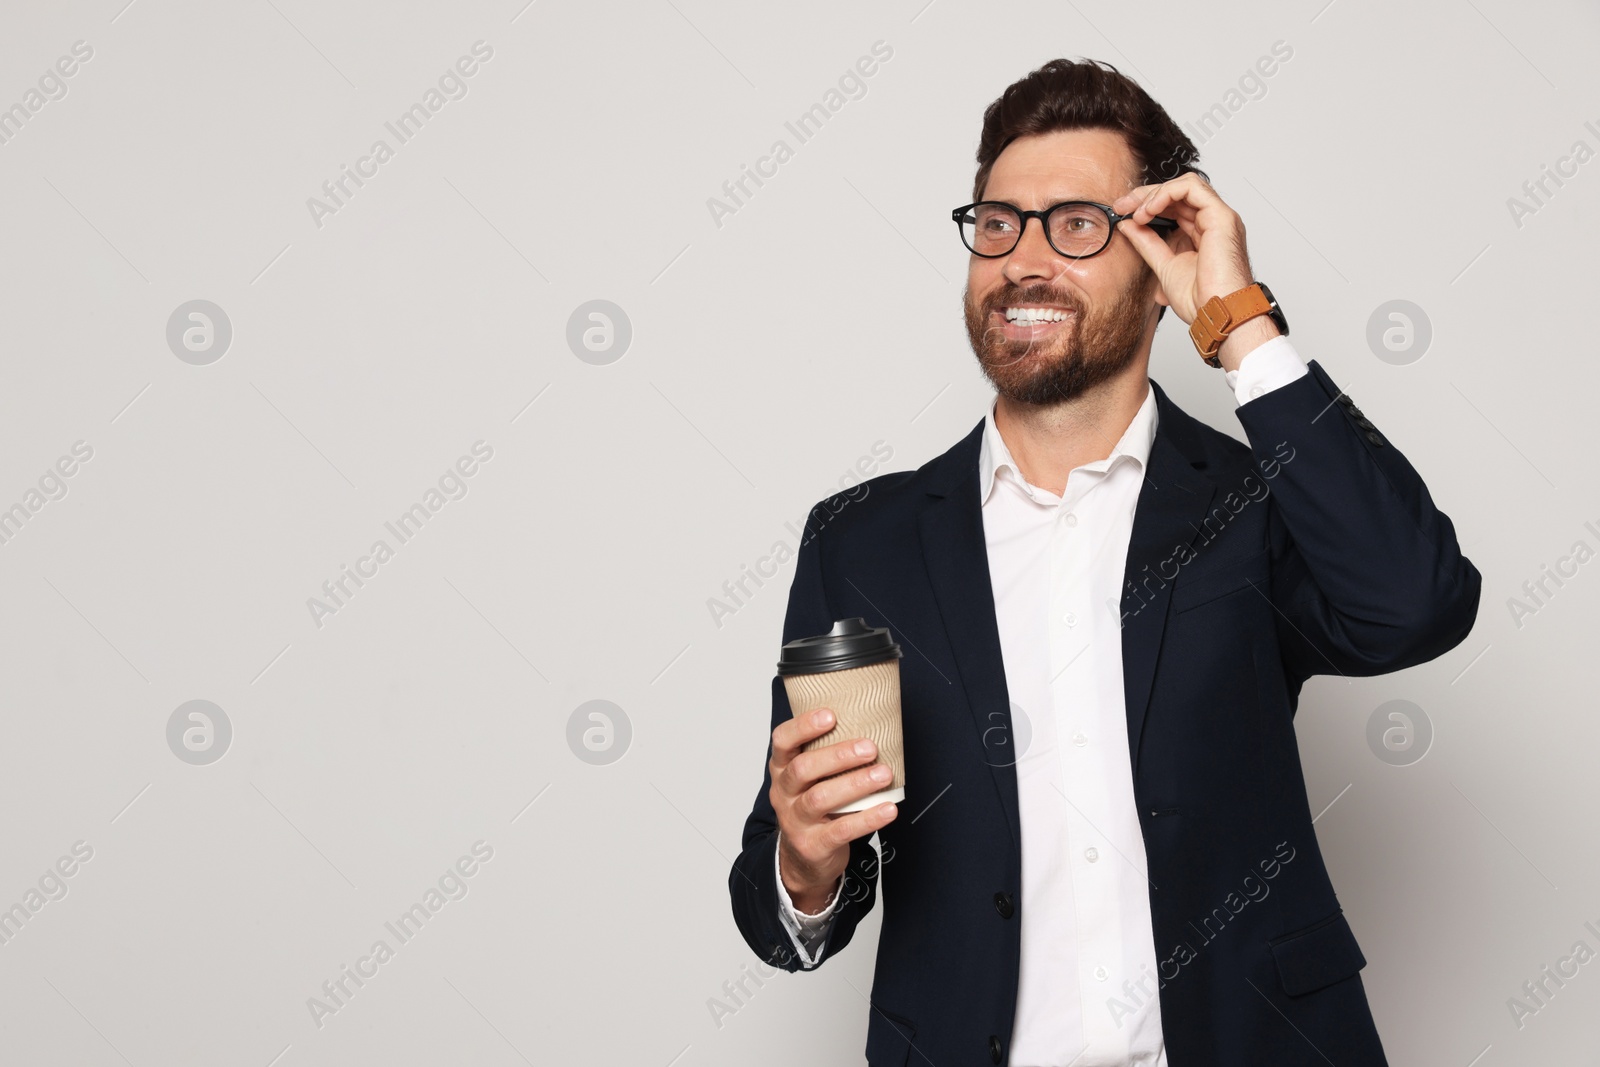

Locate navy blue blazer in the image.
[729,359,1480,1066]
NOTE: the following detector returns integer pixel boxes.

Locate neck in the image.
[993,359,1151,496]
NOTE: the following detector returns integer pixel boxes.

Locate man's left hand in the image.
[1111,175,1279,370]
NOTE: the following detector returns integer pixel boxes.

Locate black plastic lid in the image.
[777,617,903,676]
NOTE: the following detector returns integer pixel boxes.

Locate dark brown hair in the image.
[971,58,1207,203]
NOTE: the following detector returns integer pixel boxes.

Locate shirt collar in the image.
[978,381,1159,506]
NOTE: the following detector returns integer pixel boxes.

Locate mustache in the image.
[983,287,1082,316]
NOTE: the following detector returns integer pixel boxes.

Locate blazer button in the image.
[1336,393,1356,407]
[1366,431,1386,446]
[993,891,1014,919]
[989,1034,1003,1062]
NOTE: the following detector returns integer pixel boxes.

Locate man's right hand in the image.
[769,706,899,914]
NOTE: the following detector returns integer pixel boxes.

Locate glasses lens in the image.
[1048,204,1111,257]
[962,203,1021,255]
[959,203,1113,257]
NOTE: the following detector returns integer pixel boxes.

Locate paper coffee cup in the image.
[778,618,905,814]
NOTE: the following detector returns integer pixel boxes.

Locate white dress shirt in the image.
[774,337,1309,1066]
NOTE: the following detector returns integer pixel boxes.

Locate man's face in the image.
[962,127,1165,406]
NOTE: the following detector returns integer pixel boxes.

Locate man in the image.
[727,58,1479,1066]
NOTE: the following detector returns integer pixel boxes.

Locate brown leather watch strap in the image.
[1189,283,1274,367]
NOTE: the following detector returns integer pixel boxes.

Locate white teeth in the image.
[1005,307,1070,324]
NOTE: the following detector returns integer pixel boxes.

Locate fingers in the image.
[770,717,900,881]
[1116,216,1180,274]
[797,755,893,818]
[1114,172,1238,279]
[770,706,837,772]
[1118,172,1217,207]
[1136,190,1221,232]
[1115,174,1235,231]
[791,791,899,858]
[820,799,899,849]
[798,734,882,789]
[776,730,882,802]
[1147,207,1202,247]
[771,709,883,801]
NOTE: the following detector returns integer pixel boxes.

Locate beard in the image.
[963,268,1157,406]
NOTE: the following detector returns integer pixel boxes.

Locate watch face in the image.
[1258,282,1289,337]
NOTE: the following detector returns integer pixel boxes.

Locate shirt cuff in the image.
[774,830,843,967]
[1223,333,1308,407]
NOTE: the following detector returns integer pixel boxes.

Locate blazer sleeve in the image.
[1233,358,1482,686]
[727,496,883,972]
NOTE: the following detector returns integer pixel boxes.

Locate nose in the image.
[1003,216,1074,289]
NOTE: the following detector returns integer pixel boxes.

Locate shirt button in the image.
[1085,847,1099,862]
[1249,386,1263,399]
[1062,612,1077,627]
[1063,513,1077,527]
[1094,966,1109,981]
[1071,732,1088,747]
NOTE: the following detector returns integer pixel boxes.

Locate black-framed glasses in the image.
[951,200,1179,259]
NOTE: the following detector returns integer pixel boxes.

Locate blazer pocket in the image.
[865,1005,917,1067]
[1268,908,1368,997]
[1171,556,1270,614]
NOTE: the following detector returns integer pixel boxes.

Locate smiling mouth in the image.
[993,305,1076,337]
[1001,305,1075,323]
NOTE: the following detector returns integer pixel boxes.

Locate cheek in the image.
[1090,261,1147,305]
[966,268,1004,313]
[968,261,1000,292]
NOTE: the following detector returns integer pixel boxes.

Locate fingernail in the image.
[870,764,890,781]
[854,739,874,756]
[815,709,832,726]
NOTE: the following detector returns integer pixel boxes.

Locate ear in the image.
[1149,224,1190,310]
[1146,264,1170,309]
[1149,272,1169,327]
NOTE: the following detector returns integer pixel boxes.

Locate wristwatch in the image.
[1188,282,1289,367]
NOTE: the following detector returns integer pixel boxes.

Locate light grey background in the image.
[1,0,1596,1064]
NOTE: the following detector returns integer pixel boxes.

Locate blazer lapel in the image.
[916,378,1218,858]
[1119,379,1218,778]
[918,418,1022,857]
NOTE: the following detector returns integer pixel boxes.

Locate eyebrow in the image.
[986,194,1111,207]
